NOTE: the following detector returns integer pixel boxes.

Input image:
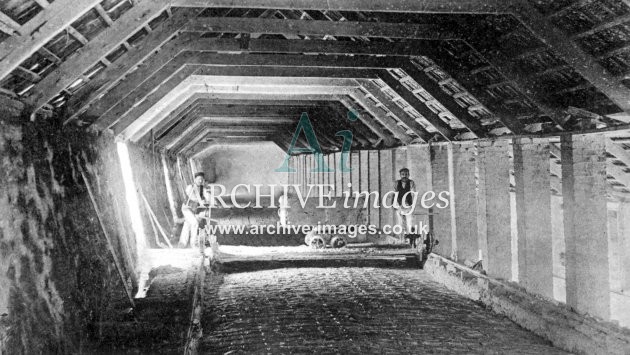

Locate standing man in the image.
[394,168,416,240]
[178,172,208,248]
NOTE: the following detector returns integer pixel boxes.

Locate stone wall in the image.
[126,142,185,247]
[0,103,137,353]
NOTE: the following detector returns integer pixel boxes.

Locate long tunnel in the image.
[1,1,630,354]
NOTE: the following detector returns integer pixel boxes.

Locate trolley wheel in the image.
[304,230,316,246]
[330,236,347,248]
[309,236,326,249]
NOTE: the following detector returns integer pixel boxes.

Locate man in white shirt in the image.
[394,168,416,241]
[178,172,208,248]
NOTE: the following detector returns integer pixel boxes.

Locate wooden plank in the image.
[0,11,21,35]
[89,66,408,143]
[63,11,201,122]
[65,37,446,122]
[460,36,568,128]
[379,149,395,230]
[334,152,343,197]
[350,151,360,194]
[606,138,630,167]
[160,112,332,151]
[94,4,114,26]
[573,13,630,40]
[359,79,432,142]
[0,0,102,83]
[135,94,378,146]
[158,115,297,144]
[184,16,456,40]
[430,144,453,257]
[139,95,337,142]
[400,63,489,137]
[451,142,478,261]
[84,52,373,122]
[507,1,630,113]
[171,0,504,13]
[329,99,378,149]
[67,25,88,44]
[561,134,610,319]
[25,0,172,110]
[339,97,397,147]
[151,99,335,140]
[114,76,357,138]
[90,66,380,140]
[513,137,553,298]
[348,88,412,144]
[159,110,305,147]
[33,0,50,8]
[376,71,456,140]
[368,150,380,228]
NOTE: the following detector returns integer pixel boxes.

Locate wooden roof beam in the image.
[159,112,301,145]
[93,64,418,146]
[133,88,395,148]
[606,138,630,167]
[82,53,450,127]
[94,4,114,26]
[357,79,432,142]
[84,56,459,143]
[189,138,272,157]
[170,0,504,13]
[112,75,360,137]
[348,88,412,144]
[25,0,173,111]
[137,94,365,144]
[399,62,491,136]
[572,13,630,40]
[0,11,21,36]
[0,0,102,83]
[459,38,566,129]
[184,17,456,40]
[165,115,341,153]
[507,0,630,113]
[64,37,448,121]
[66,25,88,45]
[375,72,456,141]
[33,0,50,8]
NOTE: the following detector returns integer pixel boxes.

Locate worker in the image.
[394,167,416,241]
[178,172,209,248]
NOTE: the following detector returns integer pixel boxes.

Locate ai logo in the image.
[275,111,358,173]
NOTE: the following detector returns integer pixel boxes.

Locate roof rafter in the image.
[84,54,484,140]
[0,11,21,36]
[184,17,457,40]
[112,75,403,147]
[64,37,447,121]
[24,0,173,110]
[0,0,102,84]
[506,0,630,113]
[170,0,505,13]
[136,93,385,148]
[111,75,359,135]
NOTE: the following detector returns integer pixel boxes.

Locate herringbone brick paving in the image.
[200,267,569,354]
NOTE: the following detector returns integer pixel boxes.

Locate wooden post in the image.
[514,138,553,299]
[561,134,610,319]
[477,140,512,280]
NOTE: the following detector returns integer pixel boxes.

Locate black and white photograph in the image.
[1,0,630,353]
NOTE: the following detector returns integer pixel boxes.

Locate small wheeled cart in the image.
[304,229,348,249]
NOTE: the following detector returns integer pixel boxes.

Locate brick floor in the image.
[200,267,569,354]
